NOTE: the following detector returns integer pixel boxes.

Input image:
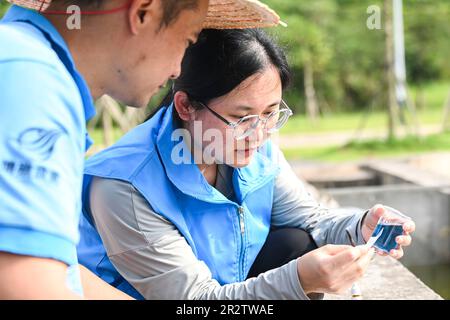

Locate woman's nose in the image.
[248,124,264,143]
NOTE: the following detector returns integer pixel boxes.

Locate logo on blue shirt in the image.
[1,128,67,183]
[12,128,65,161]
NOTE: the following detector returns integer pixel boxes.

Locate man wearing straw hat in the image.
[0,0,282,299]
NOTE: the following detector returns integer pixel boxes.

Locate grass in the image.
[281,82,450,135]
[409,81,450,111]
[282,131,450,162]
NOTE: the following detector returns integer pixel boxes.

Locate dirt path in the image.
[278,124,443,149]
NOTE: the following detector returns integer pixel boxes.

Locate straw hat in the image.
[6,0,284,29]
[205,0,284,29]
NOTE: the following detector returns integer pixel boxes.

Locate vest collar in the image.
[155,104,279,203]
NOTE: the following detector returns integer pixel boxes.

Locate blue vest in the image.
[77,104,280,299]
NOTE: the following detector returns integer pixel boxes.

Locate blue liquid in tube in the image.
[372,223,404,253]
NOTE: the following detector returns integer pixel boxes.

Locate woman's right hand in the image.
[297,244,374,295]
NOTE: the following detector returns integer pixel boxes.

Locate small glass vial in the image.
[371,205,411,253]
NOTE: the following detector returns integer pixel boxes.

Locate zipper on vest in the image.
[238,206,245,234]
[237,206,246,281]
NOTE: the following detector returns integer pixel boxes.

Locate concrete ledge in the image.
[364,161,450,187]
[325,255,443,300]
[288,158,448,300]
[326,184,450,265]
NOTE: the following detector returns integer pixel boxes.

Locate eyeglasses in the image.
[194,100,293,141]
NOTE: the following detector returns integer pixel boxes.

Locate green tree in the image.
[265,0,449,115]
[0,2,9,17]
[268,0,336,117]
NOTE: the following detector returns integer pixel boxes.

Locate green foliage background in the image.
[264,0,450,113]
[1,0,448,114]
[0,1,8,16]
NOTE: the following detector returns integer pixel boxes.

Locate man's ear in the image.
[128,0,158,35]
[174,91,196,121]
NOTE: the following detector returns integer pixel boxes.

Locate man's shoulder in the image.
[0,22,81,107]
[0,22,61,68]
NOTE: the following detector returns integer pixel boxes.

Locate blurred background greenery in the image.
[1,0,449,161]
[0,2,7,16]
[266,0,450,113]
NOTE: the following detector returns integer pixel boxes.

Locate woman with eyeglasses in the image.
[77,29,415,300]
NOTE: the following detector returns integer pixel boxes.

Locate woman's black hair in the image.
[148,28,291,120]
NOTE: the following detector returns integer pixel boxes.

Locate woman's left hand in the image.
[361,204,416,259]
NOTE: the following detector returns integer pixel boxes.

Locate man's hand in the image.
[297,244,374,295]
[0,252,82,299]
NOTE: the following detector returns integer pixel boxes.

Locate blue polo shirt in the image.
[0,5,95,296]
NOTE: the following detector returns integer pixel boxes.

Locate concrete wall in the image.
[325,255,443,300]
[326,184,450,266]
